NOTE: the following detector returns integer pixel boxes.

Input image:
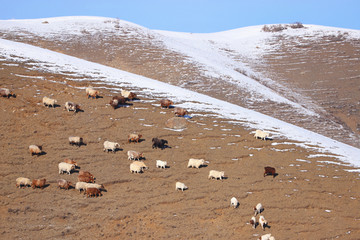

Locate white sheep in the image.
[69,136,84,147]
[187,158,205,168]
[85,183,105,191]
[132,161,148,170]
[42,96,57,108]
[258,233,275,240]
[103,140,120,153]
[127,150,143,160]
[121,90,137,99]
[254,130,270,140]
[250,216,257,229]
[58,162,75,175]
[0,88,15,98]
[28,145,42,156]
[130,162,143,173]
[64,101,81,112]
[254,203,264,216]
[259,215,268,230]
[175,182,188,191]
[16,177,31,188]
[86,88,99,99]
[156,160,167,169]
[75,181,88,193]
[208,170,225,180]
[230,197,239,208]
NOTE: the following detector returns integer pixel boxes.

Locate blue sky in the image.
[1,0,359,32]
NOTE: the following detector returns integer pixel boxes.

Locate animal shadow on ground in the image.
[33,151,47,157]
[33,183,50,189]
[264,173,278,178]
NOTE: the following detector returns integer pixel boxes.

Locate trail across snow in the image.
[1,38,360,170]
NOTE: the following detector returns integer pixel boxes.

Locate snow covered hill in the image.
[1,37,359,170]
[1,17,359,148]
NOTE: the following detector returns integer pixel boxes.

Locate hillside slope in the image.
[0,16,359,148]
[1,39,360,240]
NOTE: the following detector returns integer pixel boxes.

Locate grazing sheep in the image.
[208,170,225,180]
[128,133,142,143]
[109,96,126,109]
[69,136,84,147]
[230,197,239,208]
[132,161,148,170]
[31,178,46,189]
[58,162,75,175]
[85,183,105,191]
[103,140,120,153]
[78,170,94,180]
[127,150,143,160]
[63,158,77,166]
[254,130,270,140]
[86,88,100,99]
[160,99,173,108]
[152,137,168,149]
[16,177,31,188]
[258,234,274,240]
[130,162,143,173]
[42,96,57,108]
[28,145,43,156]
[85,86,93,95]
[85,187,102,197]
[75,181,88,193]
[113,96,126,104]
[250,216,257,229]
[254,203,264,216]
[109,98,118,109]
[156,160,167,169]
[259,215,268,230]
[264,166,276,178]
[64,101,81,113]
[121,90,137,100]
[78,175,95,183]
[174,107,188,117]
[187,158,205,168]
[57,179,72,190]
[175,182,188,191]
[0,88,15,98]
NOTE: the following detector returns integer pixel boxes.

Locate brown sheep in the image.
[128,133,142,143]
[86,188,102,198]
[63,158,77,166]
[264,166,277,178]
[31,178,46,189]
[79,170,95,180]
[152,138,168,150]
[57,179,72,190]
[174,107,188,117]
[78,175,95,183]
[160,99,173,108]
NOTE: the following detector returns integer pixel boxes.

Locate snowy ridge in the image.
[1,38,359,170]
